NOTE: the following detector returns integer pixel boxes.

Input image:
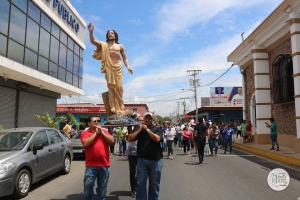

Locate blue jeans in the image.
[176,133,182,148]
[271,135,279,149]
[209,138,218,154]
[84,166,110,200]
[224,139,232,153]
[136,158,163,200]
[119,140,123,154]
[197,139,206,163]
[182,140,190,153]
[219,135,225,146]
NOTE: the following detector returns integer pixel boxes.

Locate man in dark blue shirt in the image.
[224,124,234,154]
[194,118,207,165]
[127,112,163,200]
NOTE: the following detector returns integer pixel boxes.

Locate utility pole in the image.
[187,70,201,122]
[180,97,187,114]
[177,101,180,119]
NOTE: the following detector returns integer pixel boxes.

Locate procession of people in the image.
[81,21,253,200]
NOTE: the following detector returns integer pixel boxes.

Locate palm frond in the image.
[34,112,67,128]
[67,112,86,130]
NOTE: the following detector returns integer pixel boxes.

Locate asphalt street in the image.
[3,147,300,200]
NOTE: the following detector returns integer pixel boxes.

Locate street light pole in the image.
[187,70,202,122]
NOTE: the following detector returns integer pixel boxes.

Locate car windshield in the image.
[73,131,82,139]
[0,131,33,151]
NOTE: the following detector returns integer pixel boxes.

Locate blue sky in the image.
[58,0,282,117]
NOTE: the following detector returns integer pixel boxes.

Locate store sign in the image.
[184,114,194,119]
[56,107,106,113]
[210,87,243,106]
[46,0,80,32]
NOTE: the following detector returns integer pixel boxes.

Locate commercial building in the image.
[187,87,243,126]
[0,0,86,128]
[227,0,300,152]
[56,103,149,126]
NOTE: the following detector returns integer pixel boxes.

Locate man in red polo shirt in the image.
[81,116,114,200]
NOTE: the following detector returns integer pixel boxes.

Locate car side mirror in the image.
[33,144,43,155]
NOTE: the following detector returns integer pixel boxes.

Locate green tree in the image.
[66,112,86,130]
[0,125,3,130]
[34,112,66,128]
[163,117,172,123]
[153,115,164,124]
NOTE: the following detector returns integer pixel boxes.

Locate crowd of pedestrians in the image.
[79,114,257,200]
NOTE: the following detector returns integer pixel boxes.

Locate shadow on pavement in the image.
[115,159,128,161]
[185,162,200,165]
[29,172,62,192]
[49,193,85,200]
[73,157,86,161]
[233,148,300,181]
[175,153,187,156]
[107,190,132,199]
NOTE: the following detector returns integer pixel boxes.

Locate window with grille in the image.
[272,54,294,103]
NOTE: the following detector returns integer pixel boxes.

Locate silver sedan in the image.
[0,127,73,198]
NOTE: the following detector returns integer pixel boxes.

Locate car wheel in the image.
[61,155,71,174]
[13,169,31,198]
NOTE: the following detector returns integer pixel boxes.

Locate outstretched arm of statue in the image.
[88,22,102,51]
[120,45,133,74]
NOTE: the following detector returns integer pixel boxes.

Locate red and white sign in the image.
[184,114,194,119]
[56,107,106,114]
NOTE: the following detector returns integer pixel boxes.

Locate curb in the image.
[232,142,300,168]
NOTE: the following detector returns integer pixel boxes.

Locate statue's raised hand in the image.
[127,67,133,74]
[88,23,94,33]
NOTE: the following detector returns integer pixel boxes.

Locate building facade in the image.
[0,0,86,129]
[187,105,243,126]
[227,0,300,152]
[56,103,149,127]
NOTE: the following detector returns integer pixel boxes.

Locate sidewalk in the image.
[232,134,300,168]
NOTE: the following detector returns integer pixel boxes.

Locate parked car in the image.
[71,131,85,158]
[59,130,71,140]
[0,127,73,198]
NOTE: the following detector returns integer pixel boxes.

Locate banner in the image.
[184,114,194,119]
[56,107,106,113]
[210,87,243,106]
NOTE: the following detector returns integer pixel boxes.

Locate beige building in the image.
[228,0,300,152]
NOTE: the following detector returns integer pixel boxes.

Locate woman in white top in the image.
[236,124,242,139]
[165,125,176,160]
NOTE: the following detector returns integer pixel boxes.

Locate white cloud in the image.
[86,94,102,102]
[130,51,155,68]
[153,0,281,42]
[128,19,143,25]
[88,15,102,22]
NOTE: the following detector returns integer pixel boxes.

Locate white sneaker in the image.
[187,151,190,155]
[170,156,174,160]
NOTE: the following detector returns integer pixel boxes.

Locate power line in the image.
[75,88,193,99]
[61,65,233,106]
[84,75,187,85]
[200,64,234,87]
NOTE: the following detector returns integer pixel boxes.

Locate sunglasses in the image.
[91,120,101,123]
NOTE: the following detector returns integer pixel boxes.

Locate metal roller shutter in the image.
[0,86,16,129]
[18,91,56,127]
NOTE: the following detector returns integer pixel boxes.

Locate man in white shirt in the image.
[231,87,243,105]
[175,123,185,150]
[165,125,176,159]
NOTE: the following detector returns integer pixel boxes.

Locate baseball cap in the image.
[144,112,153,118]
